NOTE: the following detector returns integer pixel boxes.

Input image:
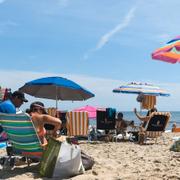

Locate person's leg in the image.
[138,127,145,145]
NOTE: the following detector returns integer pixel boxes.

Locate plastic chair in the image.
[0,113,46,167]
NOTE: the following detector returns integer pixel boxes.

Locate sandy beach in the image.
[0,132,180,180]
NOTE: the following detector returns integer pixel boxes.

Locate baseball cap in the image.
[12,91,28,102]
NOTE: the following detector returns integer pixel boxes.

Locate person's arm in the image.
[115,119,118,128]
[134,108,150,122]
[42,114,62,136]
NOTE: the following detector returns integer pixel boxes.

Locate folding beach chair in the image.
[96,108,116,142]
[140,112,171,144]
[66,111,89,137]
[96,108,116,130]
[0,113,46,167]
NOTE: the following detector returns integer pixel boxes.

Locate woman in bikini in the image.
[29,102,61,144]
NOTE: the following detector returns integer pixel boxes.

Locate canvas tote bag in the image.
[39,137,84,178]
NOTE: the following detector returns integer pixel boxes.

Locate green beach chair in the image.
[0,113,46,166]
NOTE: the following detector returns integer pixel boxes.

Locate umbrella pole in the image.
[56,99,58,109]
[56,87,58,109]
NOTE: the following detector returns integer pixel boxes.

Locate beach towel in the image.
[106,108,116,120]
[97,108,116,130]
[66,111,89,136]
[39,137,84,178]
[141,95,156,110]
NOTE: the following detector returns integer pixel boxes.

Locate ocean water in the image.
[89,111,180,131]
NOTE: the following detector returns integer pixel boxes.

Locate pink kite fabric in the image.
[152,36,180,64]
[73,105,97,118]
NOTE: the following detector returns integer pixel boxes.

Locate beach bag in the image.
[39,137,84,178]
[81,151,95,170]
[170,139,180,152]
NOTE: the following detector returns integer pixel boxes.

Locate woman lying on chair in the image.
[27,102,62,144]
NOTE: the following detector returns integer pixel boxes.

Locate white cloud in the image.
[0,69,179,111]
[84,6,136,59]
[96,6,136,50]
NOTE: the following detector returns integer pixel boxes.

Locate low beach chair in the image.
[172,124,180,132]
[0,113,46,167]
[96,108,116,142]
[140,112,171,144]
[66,111,89,137]
[96,108,116,130]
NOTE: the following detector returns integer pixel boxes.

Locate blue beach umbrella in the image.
[19,76,95,108]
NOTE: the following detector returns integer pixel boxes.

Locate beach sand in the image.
[0,132,180,180]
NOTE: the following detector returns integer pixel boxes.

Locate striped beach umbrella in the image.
[113,82,170,96]
[152,36,180,64]
[113,82,170,110]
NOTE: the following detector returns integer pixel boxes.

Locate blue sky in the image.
[0,0,180,111]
